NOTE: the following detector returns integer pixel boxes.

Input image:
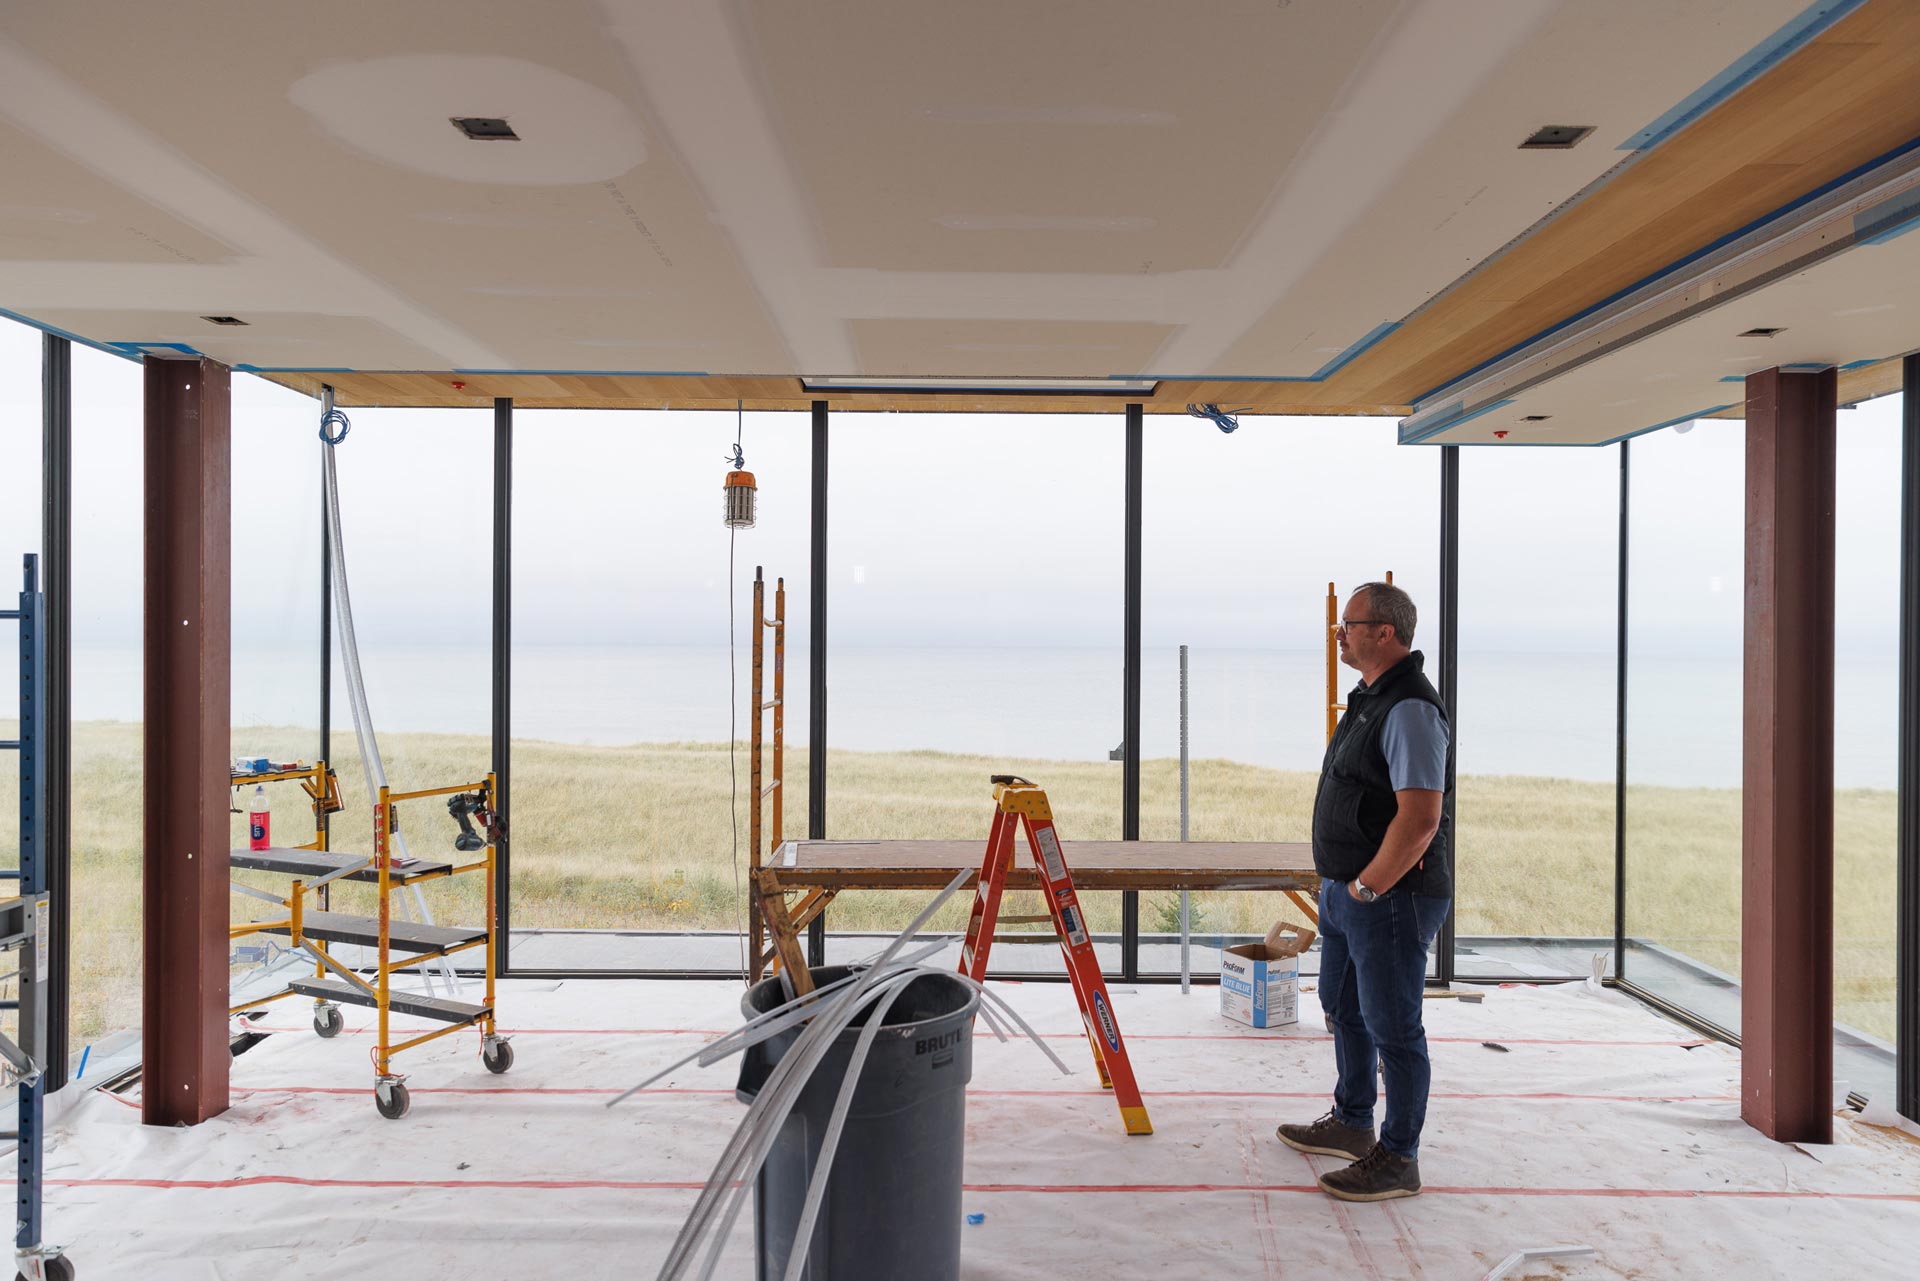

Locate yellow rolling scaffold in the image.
[222,386,515,1119]
[228,761,509,1119]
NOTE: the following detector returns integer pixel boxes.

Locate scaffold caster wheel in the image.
[313,1005,344,1039]
[481,1038,514,1075]
[15,1254,75,1281]
[374,1080,411,1120]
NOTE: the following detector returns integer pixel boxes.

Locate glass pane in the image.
[0,324,42,1085]
[509,409,812,971]
[316,409,493,956]
[1622,419,1744,1030]
[70,345,144,1075]
[1139,416,1437,979]
[1454,445,1618,979]
[226,376,324,1007]
[0,320,37,579]
[824,413,1122,974]
[1833,393,1900,1106]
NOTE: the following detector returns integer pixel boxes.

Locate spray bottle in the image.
[249,784,271,850]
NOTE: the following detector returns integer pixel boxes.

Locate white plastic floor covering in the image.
[42,975,1920,1279]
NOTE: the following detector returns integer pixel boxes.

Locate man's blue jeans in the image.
[1317,878,1451,1159]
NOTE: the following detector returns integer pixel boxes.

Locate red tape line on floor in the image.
[217,1085,1737,1104]
[243,1029,1712,1044]
[44,1175,1920,1203]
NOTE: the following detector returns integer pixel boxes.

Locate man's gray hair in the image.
[1356,581,1417,646]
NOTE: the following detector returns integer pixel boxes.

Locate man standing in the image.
[1277,581,1452,1202]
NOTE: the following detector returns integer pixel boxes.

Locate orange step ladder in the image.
[959,775,1153,1136]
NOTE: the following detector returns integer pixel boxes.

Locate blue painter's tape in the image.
[1601,403,1740,446]
[451,368,712,377]
[1858,214,1920,245]
[1619,0,1871,151]
[1412,131,1920,409]
[233,366,356,374]
[1309,320,1402,379]
[1141,320,1401,384]
[1449,403,1743,448]
[1854,188,1920,245]
[1721,364,1836,380]
[1398,398,1514,445]
[0,306,134,361]
[107,340,204,359]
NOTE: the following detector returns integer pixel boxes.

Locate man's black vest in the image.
[1311,650,1453,897]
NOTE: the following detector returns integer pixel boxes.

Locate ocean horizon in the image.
[41,642,1900,791]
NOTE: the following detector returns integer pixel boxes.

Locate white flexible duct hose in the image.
[640,871,1077,1281]
[320,393,461,996]
[672,962,1070,1281]
[607,941,949,1108]
[660,973,896,1281]
[773,962,1074,1281]
[691,969,926,1281]
[653,872,971,1280]
[777,973,917,1281]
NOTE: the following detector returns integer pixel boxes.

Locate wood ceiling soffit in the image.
[258,371,1407,417]
[1321,0,1920,410]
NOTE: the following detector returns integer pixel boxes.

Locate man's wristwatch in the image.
[1349,878,1380,903]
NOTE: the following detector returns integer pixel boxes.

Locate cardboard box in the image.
[1220,922,1313,1031]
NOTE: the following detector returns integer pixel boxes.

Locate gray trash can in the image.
[736,965,979,1281]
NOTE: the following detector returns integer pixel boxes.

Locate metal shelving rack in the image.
[3,556,70,1281]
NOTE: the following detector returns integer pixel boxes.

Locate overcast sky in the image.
[0,315,1905,666]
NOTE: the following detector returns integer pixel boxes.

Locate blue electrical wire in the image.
[319,406,351,444]
[1186,403,1239,434]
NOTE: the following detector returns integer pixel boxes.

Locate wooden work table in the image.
[749,837,1319,982]
[766,839,1318,892]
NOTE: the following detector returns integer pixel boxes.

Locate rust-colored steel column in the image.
[1741,365,1836,1144]
[142,356,231,1126]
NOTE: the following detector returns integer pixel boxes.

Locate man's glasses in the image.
[1334,619,1387,633]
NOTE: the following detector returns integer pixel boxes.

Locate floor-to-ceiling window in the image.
[509,408,812,971]
[1454,444,1618,979]
[1622,418,1745,1027]
[68,344,145,1074]
[825,412,1122,972]
[226,375,324,1009]
[316,408,493,959]
[1139,415,1437,977]
[1832,392,1902,1106]
[0,323,45,1076]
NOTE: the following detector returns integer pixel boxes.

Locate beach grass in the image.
[0,721,1895,1049]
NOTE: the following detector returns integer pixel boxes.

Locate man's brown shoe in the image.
[1276,1110,1375,1162]
[1317,1143,1421,1202]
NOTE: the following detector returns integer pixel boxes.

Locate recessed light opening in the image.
[1519,125,1594,150]
[451,117,519,141]
[1738,327,1786,337]
[801,376,1157,395]
[200,315,248,326]
[1519,414,1552,422]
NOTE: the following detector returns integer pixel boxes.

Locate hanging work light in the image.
[723,402,756,529]
[724,460,757,528]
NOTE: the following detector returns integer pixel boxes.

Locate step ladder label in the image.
[1034,826,1067,884]
[1058,903,1089,948]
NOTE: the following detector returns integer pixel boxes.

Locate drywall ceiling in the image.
[0,0,1912,436]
